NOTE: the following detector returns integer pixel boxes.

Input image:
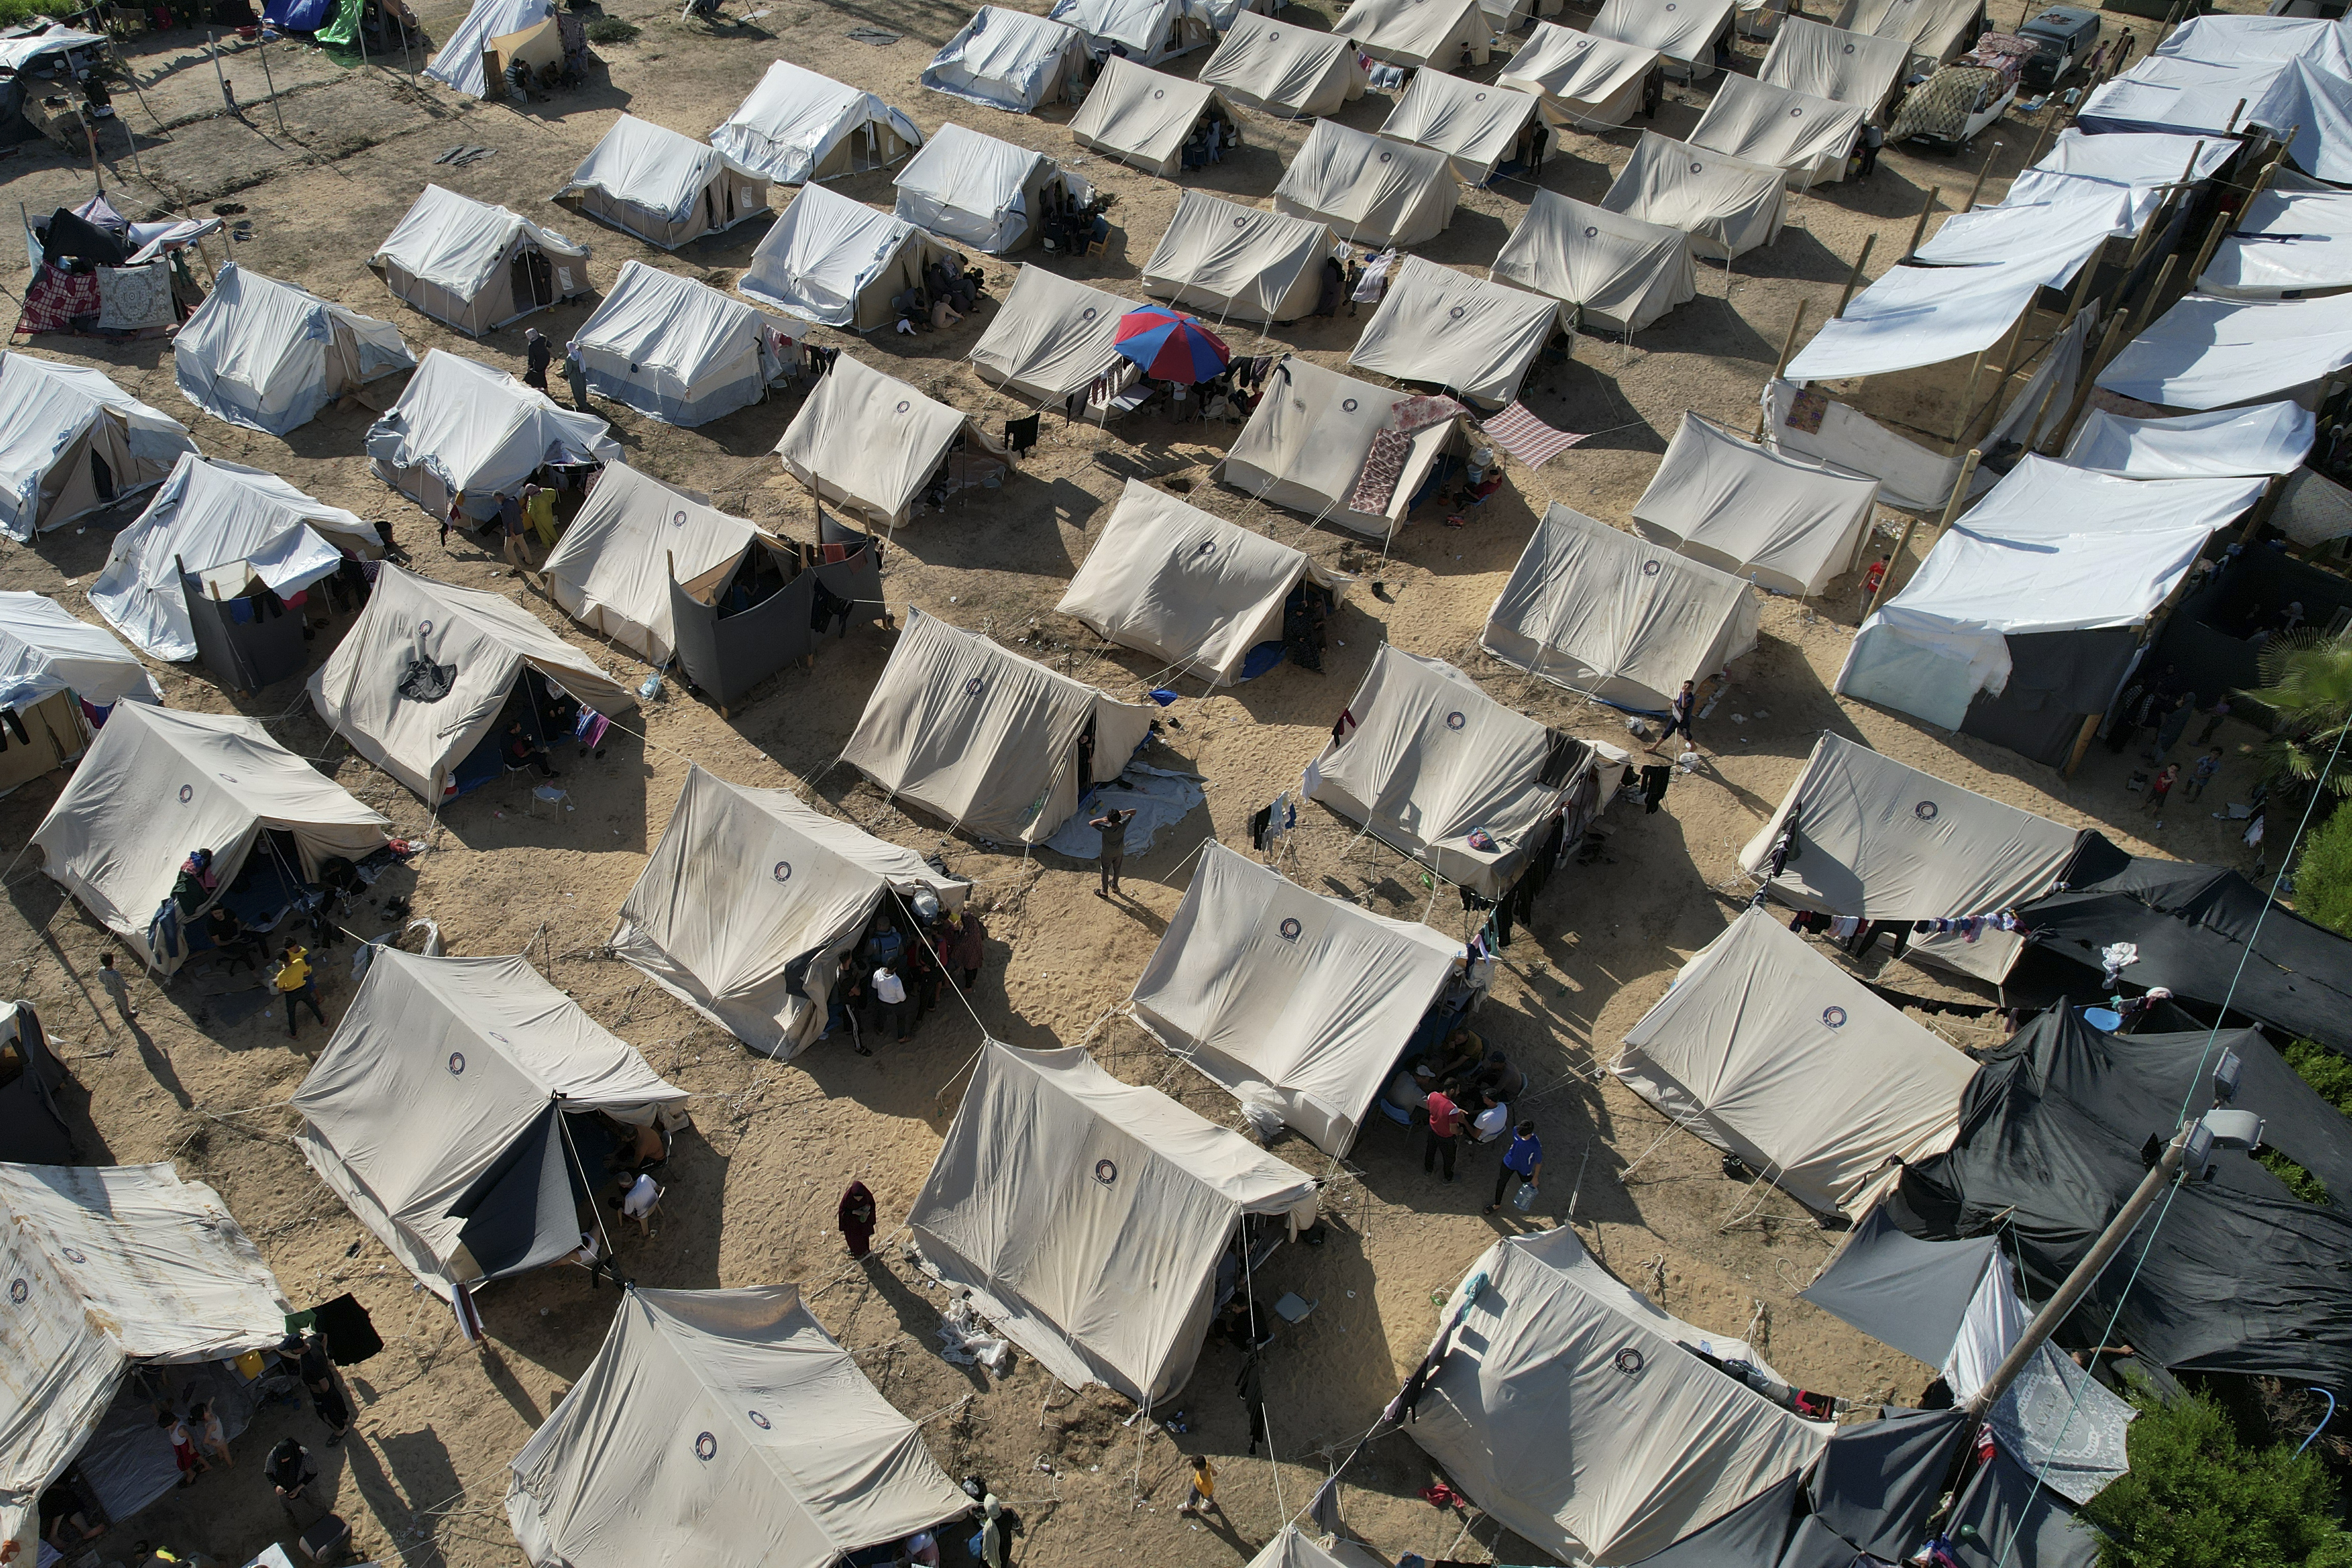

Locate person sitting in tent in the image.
[930,257,977,314]
[205,905,262,974]
[504,719,557,778]
[41,1477,104,1550]
[172,848,218,918]
[931,292,964,331]
[1426,1025,1485,1092]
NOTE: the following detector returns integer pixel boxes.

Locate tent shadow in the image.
[1418,207,1515,273]
[428,725,655,857]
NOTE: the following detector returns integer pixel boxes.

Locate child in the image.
[1861,556,1888,600]
[97,952,137,1022]
[2144,762,2178,823]
[2186,747,2223,802]
[1178,1455,1218,1516]
[160,1411,205,1487]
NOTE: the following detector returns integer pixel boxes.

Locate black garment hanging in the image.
[1248,802,1274,851]
[809,580,853,637]
[1005,413,1041,457]
[1640,764,1672,814]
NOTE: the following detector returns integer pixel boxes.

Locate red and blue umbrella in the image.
[1113,306,1231,384]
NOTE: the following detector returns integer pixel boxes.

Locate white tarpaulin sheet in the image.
[506,1285,968,1568]
[1912,180,2135,282]
[539,463,761,663]
[1220,356,1460,537]
[1378,69,1541,183]
[173,262,415,437]
[841,608,1156,844]
[1481,502,1760,712]
[1601,131,1786,260]
[1198,12,1366,118]
[1141,192,1331,324]
[1632,411,1880,596]
[2097,291,2352,411]
[773,353,1002,528]
[907,1040,1318,1402]
[307,562,633,802]
[292,950,688,1298]
[2028,128,2237,230]
[1759,379,1961,513]
[610,765,967,1059]
[0,591,152,711]
[2158,12,2352,69]
[1304,644,1573,897]
[1689,74,1864,181]
[1056,479,1343,684]
[31,704,388,968]
[736,183,941,330]
[1782,259,2046,382]
[1592,0,1737,67]
[2200,187,2352,298]
[2065,401,2315,479]
[366,349,619,513]
[1405,1227,1831,1565]
[1131,841,1459,1155]
[1942,1254,2137,1506]
[969,265,1137,403]
[559,114,758,236]
[1037,762,1204,864]
[1494,192,1695,334]
[1618,907,1975,1215]
[1837,456,2265,725]
[573,259,792,427]
[1347,256,1558,408]
[424,0,545,96]
[2084,56,2352,184]
[1067,57,1223,177]
[91,454,379,662]
[1736,733,2079,982]
[0,353,193,543]
[712,60,923,184]
[1499,24,1659,128]
[921,6,1083,113]
[893,121,1068,253]
[1759,17,1908,112]
[372,184,587,304]
[1272,120,1458,250]
[1334,0,1493,68]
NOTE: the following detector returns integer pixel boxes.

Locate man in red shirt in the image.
[1424,1089,1463,1181]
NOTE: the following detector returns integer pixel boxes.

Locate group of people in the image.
[1035,184,1111,257]
[823,905,987,1053]
[1179,110,1240,171]
[1376,1022,1542,1209]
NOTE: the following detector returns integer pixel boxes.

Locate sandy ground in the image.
[0,0,2279,1564]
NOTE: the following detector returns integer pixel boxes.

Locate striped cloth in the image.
[1481,403,1586,471]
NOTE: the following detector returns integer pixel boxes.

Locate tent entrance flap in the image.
[449,1106,610,1284]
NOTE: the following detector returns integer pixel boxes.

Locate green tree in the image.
[2242,630,2352,802]
[2081,1391,2352,1568]
[2299,807,2352,940]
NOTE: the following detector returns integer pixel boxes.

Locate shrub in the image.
[585,15,637,41]
[2295,805,2352,938]
[2080,1391,2352,1568]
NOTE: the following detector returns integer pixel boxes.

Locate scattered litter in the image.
[935,1299,1011,1373]
[1729,713,1746,724]
[846,24,899,44]
[434,145,497,167]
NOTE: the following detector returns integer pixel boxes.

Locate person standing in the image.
[562,341,590,410]
[1424,1087,1463,1182]
[287,1332,351,1444]
[523,328,552,391]
[441,495,465,549]
[2116,28,2136,69]
[1526,118,1549,179]
[1857,121,1883,178]
[97,952,138,1022]
[2186,747,2223,802]
[2195,696,2231,746]
[2146,691,2197,763]
[1487,1120,1543,1214]
[838,1181,878,1258]
[264,1437,314,1516]
[870,963,911,1046]
[1237,1353,1267,1456]
[1178,1457,1219,1517]
[277,941,326,1039]
[1650,680,1698,752]
[190,1402,232,1468]
[941,909,984,991]
[496,491,532,574]
[2143,762,2178,824]
[1091,806,1137,900]
[161,1411,206,1488]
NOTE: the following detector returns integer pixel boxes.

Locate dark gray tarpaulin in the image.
[2017,831,2352,1056]
[1808,1406,1970,1561]
[1895,1007,2352,1389]
[1947,1453,2106,1568]
[1958,628,2140,768]
[1628,1472,1804,1566]
[1798,1205,2000,1368]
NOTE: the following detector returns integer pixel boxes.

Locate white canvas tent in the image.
[773,354,1008,529]
[572,260,796,427]
[555,115,771,250]
[365,349,620,521]
[90,454,381,663]
[424,0,547,96]
[2199,188,2352,299]
[1243,1529,1390,1568]
[1197,13,1367,118]
[736,183,950,332]
[1334,0,1493,68]
[0,353,194,543]
[1837,456,2266,729]
[1617,907,1976,1215]
[1067,57,1230,178]
[1221,356,1466,537]
[1493,191,1696,334]
[1632,411,1880,596]
[1737,733,2080,984]
[1498,23,1662,128]
[307,562,635,802]
[0,591,153,794]
[1481,502,1760,712]
[1305,644,1582,897]
[1690,74,1864,183]
[2064,401,2315,479]
[711,61,924,185]
[1055,479,1354,685]
[370,185,589,336]
[539,464,766,663]
[968,265,1138,403]
[31,704,389,971]
[1404,1227,1832,1565]
[1592,0,1737,74]
[505,1285,969,1568]
[907,1040,1319,1403]
[1378,69,1542,184]
[1602,131,1786,260]
[0,1164,290,1568]
[291,949,689,1303]
[172,263,415,437]
[1758,377,1968,513]
[1759,16,1908,115]
[1830,0,1981,68]
[1141,192,1332,324]
[1130,842,1459,1154]
[610,765,970,1058]
[1346,256,1559,408]
[1048,0,1212,62]
[2097,292,2352,411]
[921,7,1087,113]
[893,122,1084,254]
[840,608,1156,844]
[1273,120,1458,250]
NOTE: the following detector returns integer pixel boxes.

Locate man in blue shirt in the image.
[1487,1120,1542,1215]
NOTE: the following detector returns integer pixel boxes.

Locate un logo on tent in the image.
[1095,1158,1119,1186]
[1789,106,1804,117]
[448,1051,467,1076]
[1444,711,1467,731]
[1196,542,1218,558]
[1643,561,1662,576]
[1842,41,1856,51]
[1449,306,1467,320]
[1614,1348,1644,1376]
[1474,92,1488,101]
[1341,398,1359,412]
[418,619,435,637]
[8,1278,25,1305]
[672,510,688,528]
[965,677,986,698]
[1822,1006,1848,1029]
[1154,88,1166,98]
[178,784,194,803]
[1585,226,1600,238]
[695,1432,718,1462]
[1081,308,1098,321]
[773,861,793,884]
[747,1411,772,1429]
[1690,161,1706,174]
[1279,917,1303,941]
[61,1247,87,1264]
[1235,216,1250,229]
[895,400,911,414]
[1378,151,1393,163]
[1914,801,1938,822]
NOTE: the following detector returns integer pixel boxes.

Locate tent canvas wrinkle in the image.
[373,184,587,305]
[539,463,763,662]
[0,353,195,543]
[560,114,760,229]
[1759,16,1908,113]
[173,262,415,437]
[1066,57,1222,177]
[1591,0,1738,67]
[772,353,1004,528]
[0,590,154,711]
[1140,192,1331,323]
[892,122,1074,254]
[1601,131,1786,260]
[1377,69,1542,183]
[571,260,793,427]
[737,183,942,330]
[1198,12,1368,118]
[711,60,923,184]
[1689,74,1865,180]
[1630,411,1880,596]
[1493,191,1696,335]
[968,265,1138,402]
[2064,400,2315,478]
[2200,187,2352,297]
[424,0,546,95]
[1347,255,1560,409]
[1218,355,1459,537]
[366,349,620,515]
[1272,119,1458,250]
[1498,23,1661,128]
[920,6,1084,113]
[1784,259,2053,382]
